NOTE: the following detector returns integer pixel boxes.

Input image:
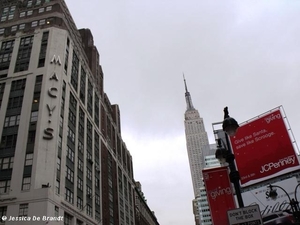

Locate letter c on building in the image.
[48,87,58,98]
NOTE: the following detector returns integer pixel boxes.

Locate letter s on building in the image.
[43,128,54,140]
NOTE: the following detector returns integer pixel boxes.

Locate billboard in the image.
[242,177,298,224]
[202,166,236,225]
[230,108,300,187]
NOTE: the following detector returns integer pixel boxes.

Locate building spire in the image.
[183,73,195,110]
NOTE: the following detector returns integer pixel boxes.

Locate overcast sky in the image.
[65,1,300,224]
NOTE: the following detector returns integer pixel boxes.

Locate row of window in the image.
[0,2,52,23]
[19,5,52,18]
[0,18,53,36]
[0,6,16,22]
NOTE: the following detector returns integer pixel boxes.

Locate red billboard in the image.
[230,108,300,187]
[202,166,236,225]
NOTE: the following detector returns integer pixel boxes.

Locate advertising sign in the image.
[242,177,298,224]
[202,166,236,225]
[230,108,300,187]
[228,205,263,225]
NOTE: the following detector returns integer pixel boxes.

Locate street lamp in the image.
[215,107,244,208]
[266,183,300,224]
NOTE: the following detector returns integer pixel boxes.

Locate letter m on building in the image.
[51,55,62,65]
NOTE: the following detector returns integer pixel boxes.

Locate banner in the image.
[203,166,236,225]
[230,108,300,187]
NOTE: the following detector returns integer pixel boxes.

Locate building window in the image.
[77,177,83,191]
[55,179,60,194]
[0,157,14,169]
[36,0,41,5]
[86,185,92,198]
[11,26,17,32]
[7,96,23,109]
[80,68,86,104]
[0,180,10,194]
[78,140,84,154]
[25,153,33,166]
[4,115,20,127]
[64,212,73,225]
[95,176,99,188]
[87,119,92,134]
[87,80,93,116]
[94,94,100,127]
[19,24,25,30]
[31,21,38,27]
[70,51,79,91]
[67,127,75,143]
[46,6,52,11]
[11,78,26,91]
[8,6,16,20]
[27,1,33,7]
[95,210,101,222]
[27,130,36,144]
[0,28,4,35]
[87,167,92,181]
[1,7,9,22]
[38,31,48,67]
[19,204,28,216]
[67,146,75,163]
[38,7,44,13]
[27,10,33,16]
[0,39,15,71]
[77,220,83,225]
[78,123,84,138]
[30,111,38,122]
[68,110,76,126]
[64,38,70,74]
[86,204,92,217]
[15,36,34,72]
[78,158,83,171]
[1,6,15,22]
[59,117,63,133]
[77,197,83,210]
[69,93,77,109]
[0,206,7,222]
[66,167,74,183]
[22,177,31,190]
[39,19,45,25]
[56,157,61,172]
[20,12,25,17]
[0,134,18,150]
[95,194,100,205]
[65,188,74,204]
[54,206,59,217]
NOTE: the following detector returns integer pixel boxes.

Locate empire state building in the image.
[183,77,210,198]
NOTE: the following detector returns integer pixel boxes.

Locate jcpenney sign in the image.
[260,155,296,173]
[230,108,300,187]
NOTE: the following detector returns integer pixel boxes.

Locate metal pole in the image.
[294,184,300,224]
[224,132,244,208]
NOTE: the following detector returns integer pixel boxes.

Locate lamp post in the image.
[215,107,244,208]
[266,183,300,224]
